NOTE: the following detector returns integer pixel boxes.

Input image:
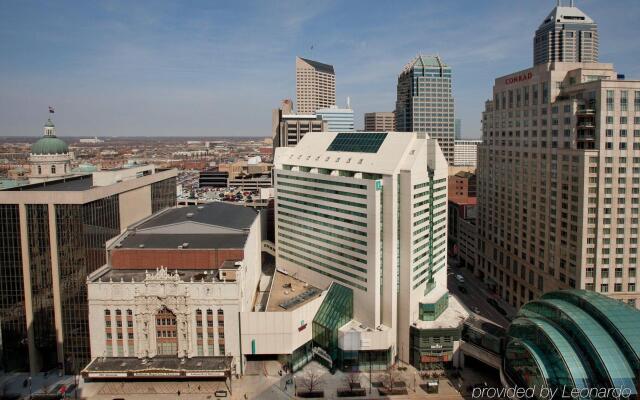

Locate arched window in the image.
[51,165,56,174]
[37,166,42,175]
[155,307,178,356]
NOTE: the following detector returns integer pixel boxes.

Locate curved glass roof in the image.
[543,290,640,368]
[525,317,591,389]
[511,316,590,390]
[506,337,551,385]
[522,298,636,393]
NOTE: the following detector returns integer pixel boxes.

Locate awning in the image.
[82,356,233,379]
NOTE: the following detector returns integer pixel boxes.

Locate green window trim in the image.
[277,179,367,199]
[278,196,368,219]
[278,211,367,237]
[280,254,367,291]
[278,188,367,209]
[277,203,367,227]
[278,232,368,263]
[278,246,368,282]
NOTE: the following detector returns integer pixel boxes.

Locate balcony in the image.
[576,108,596,115]
[577,121,595,129]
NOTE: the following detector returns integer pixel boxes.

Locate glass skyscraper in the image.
[396,55,455,164]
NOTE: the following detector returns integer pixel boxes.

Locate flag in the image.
[49,106,55,114]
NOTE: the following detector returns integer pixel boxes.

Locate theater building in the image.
[82,203,262,379]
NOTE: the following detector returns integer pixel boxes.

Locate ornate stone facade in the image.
[88,266,245,369]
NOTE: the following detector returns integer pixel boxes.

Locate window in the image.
[51,165,56,174]
[606,90,614,111]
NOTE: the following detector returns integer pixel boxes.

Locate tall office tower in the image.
[396,55,455,164]
[454,119,462,139]
[316,106,354,132]
[477,2,640,310]
[274,131,467,369]
[0,165,177,373]
[271,99,326,150]
[534,0,598,65]
[364,112,396,132]
[296,57,336,114]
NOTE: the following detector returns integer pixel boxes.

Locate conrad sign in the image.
[505,71,533,85]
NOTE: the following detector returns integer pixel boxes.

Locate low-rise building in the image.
[83,202,263,378]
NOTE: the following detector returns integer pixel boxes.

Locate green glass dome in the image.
[31,137,69,155]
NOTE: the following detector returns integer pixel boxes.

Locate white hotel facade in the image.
[273,131,467,368]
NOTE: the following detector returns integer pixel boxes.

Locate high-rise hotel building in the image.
[296,57,336,114]
[477,2,640,309]
[396,55,455,164]
[0,165,177,373]
[274,131,468,368]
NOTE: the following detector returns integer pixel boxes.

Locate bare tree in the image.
[381,366,403,390]
[298,370,324,393]
[343,372,361,389]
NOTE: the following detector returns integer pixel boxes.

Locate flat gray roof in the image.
[118,233,248,250]
[4,175,93,191]
[137,202,258,231]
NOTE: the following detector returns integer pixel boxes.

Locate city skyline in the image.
[1,0,639,137]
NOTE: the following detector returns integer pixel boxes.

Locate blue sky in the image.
[1,0,639,138]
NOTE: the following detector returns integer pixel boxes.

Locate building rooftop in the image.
[401,54,448,74]
[91,267,237,283]
[298,57,335,75]
[414,295,469,330]
[506,290,639,394]
[265,270,322,312]
[7,175,94,192]
[136,202,258,231]
[540,3,594,27]
[117,232,248,250]
[275,131,446,176]
[453,171,475,179]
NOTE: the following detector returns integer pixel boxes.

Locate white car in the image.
[455,274,465,283]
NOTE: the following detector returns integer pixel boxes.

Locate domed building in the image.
[29,118,74,183]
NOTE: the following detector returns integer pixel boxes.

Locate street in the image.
[447,258,513,328]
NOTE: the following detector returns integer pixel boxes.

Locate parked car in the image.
[455,274,465,283]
